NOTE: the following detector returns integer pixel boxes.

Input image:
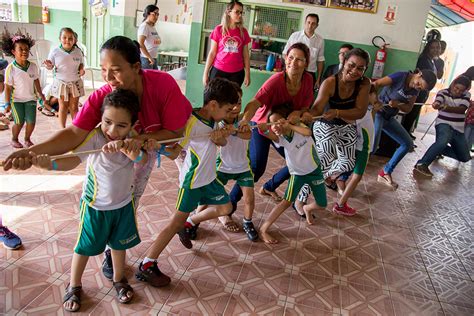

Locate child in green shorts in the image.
[332,88,376,215]
[258,105,327,244]
[133,78,239,286]
[30,89,147,312]
[194,86,258,241]
[1,29,46,148]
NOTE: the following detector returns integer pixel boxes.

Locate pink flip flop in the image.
[11,140,24,148]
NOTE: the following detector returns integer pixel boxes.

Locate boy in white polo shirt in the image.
[258,105,327,244]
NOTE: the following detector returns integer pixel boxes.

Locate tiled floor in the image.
[0,91,473,315]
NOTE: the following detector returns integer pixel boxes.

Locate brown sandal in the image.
[113,278,134,304]
[63,284,82,312]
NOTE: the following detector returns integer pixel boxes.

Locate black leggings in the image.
[209,66,245,87]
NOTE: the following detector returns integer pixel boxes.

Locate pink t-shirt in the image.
[210,25,251,73]
[252,72,314,125]
[73,70,192,133]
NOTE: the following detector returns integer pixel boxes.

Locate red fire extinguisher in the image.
[371,36,389,79]
[42,6,50,24]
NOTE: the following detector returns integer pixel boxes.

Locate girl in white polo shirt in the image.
[44,27,85,128]
[1,29,45,148]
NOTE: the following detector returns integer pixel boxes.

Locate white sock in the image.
[186,217,196,226]
[143,257,156,265]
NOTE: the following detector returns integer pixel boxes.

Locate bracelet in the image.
[133,150,144,163]
[51,160,58,170]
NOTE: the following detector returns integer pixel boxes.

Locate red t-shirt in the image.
[210,25,251,73]
[252,72,314,125]
[73,70,192,133]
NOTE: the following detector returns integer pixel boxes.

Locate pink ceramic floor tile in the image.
[390,292,444,316]
[0,264,55,314]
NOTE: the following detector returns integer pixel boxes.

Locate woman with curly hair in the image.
[1,28,45,148]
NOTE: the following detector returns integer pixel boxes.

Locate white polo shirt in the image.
[74,128,135,211]
[274,131,320,176]
[217,121,251,174]
[179,112,218,189]
[283,30,325,73]
[4,61,39,102]
[48,46,84,82]
[137,21,161,59]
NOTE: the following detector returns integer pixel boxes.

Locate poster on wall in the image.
[383,4,397,24]
[282,0,327,7]
[328,0,378,14]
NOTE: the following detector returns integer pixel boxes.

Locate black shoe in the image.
[177,226,193,249]
[242,221,258,242]
[102,249,113,280]
[135,261,171,287]
[409,134,416,140]
[189,223,199,240]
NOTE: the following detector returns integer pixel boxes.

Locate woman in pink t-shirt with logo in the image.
[202,0,251,87]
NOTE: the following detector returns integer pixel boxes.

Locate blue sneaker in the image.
[0,226,22,249]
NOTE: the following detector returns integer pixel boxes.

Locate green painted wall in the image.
[44,8,83,44]
[123,16,137,41]
[186,22,419,108]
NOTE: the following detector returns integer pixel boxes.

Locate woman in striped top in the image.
[414,75,471,177]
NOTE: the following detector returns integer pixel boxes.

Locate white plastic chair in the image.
[76,42,95,89]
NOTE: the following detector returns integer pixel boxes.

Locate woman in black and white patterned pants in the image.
[299,48,371,203]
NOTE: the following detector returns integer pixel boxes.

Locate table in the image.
[158,51,189,70]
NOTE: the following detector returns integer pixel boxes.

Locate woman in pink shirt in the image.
[202,0,251,87]
[225,43,314,231]
[3,36,192,288]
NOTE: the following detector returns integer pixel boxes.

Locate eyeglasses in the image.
[231,10,244,15]
[346,62,366,73]
[288,55,306,63]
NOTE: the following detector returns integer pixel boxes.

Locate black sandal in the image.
[113,278,134,304]
[63,284,82,312]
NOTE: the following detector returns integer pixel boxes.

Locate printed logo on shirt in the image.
[222,36,241,53]
[73,57,82,62]
[212,195,226,201]
[295,139,308,149]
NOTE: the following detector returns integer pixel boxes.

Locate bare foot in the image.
[303,206,314,225]
[218,216,239,232]
[260,229,278,244]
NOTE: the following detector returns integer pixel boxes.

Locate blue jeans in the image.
[417,123,471,166]
[373,112,413,174]
[229,128,289,206]
[140,57,158,70]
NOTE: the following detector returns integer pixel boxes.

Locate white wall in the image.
[193,0,430,52]
[42,0,81,11]
[1,20,44,40]
[137,0,193,24]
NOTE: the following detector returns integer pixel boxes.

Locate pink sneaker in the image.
[332,202,356,216]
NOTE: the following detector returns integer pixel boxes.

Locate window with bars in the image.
[201,1,302,63]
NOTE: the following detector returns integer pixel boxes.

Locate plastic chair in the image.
[76,42,95,89]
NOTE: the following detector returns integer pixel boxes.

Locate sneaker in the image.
[135,261,171,287]
[189,223,199,240]
[332,203,356,216]
[102,249,113,280]
[0,226,22,249]
[242,221,259,242]
[414,164,433,177]
[177,226,193,249]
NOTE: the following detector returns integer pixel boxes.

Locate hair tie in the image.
[12,35,23,43]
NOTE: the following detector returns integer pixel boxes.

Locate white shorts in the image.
[50,79,85,101]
